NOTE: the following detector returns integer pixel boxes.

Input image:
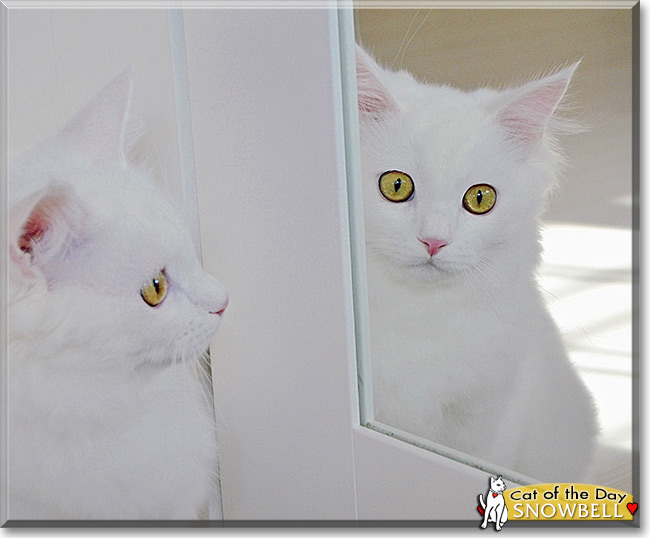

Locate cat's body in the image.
[367,259,593,479]
[479,475,508,531]
[7,72,227,519]
[357,45,597,481]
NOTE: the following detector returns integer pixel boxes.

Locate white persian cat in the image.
[356,45,597,481]
[7,72,228,519]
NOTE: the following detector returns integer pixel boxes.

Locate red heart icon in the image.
[493,493,498,498]
[477,504,485,516]
[627,502,638,515]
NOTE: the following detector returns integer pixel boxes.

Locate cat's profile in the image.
[356,45,597,481]
[7,72,228,519]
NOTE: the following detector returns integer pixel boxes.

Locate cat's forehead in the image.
[407,88,487,148]
[94,177,187,245]
[56,160,193,257]
[395,89,507,187]
[80,175,195,289]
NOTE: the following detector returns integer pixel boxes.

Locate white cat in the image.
[7,72,228,519]
[479,475,508,531]
[356,45,597,481]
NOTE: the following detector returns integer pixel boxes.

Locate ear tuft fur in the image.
[356,44,398,117]
[494,62,580,146]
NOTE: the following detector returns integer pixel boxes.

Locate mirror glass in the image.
[351,7,634,491]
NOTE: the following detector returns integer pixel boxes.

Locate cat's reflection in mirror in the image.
[356,45,596,481]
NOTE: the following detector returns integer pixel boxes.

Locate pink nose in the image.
[418,237,447,256]
[210,296,229,316]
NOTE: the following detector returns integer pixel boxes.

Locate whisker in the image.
[399,9,433,70]
[392,9,422,70]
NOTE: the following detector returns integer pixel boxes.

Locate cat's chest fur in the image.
[367,260,527,377]
[8,347,218,520]
[366,258,536,437]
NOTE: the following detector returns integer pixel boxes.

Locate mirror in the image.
[351,7,633,491]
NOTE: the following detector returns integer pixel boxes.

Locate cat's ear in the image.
[490,63,578,147]
[356,44,398,117]
[59,69,134,167]
[9,183,91,282]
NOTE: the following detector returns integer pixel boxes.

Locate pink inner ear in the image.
[15,186,82,262]
[17,194,63,255]
[356,55,397,116]
[18,215,48,253]
[499,79,569,143]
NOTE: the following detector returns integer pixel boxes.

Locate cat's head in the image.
[356,45,577,285]
[490,475,507,493]
[8,72,228,369]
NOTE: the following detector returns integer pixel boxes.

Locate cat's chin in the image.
[406,263,456,285]
[378,257,458,287]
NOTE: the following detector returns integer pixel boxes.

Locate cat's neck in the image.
[9,335,195,424]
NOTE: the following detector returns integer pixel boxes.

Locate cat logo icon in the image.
[478,475,509,531]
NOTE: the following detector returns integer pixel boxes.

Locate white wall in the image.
[183,8,360,520]
[7,9,186,212]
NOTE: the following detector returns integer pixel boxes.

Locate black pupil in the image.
[393,178,402,192]
[153,279,160,294]
[476,189,483,205]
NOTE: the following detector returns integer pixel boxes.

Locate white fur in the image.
[7,72,227,519]
[357,45,597,481]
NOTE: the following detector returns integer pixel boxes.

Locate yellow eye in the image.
[463,184,497,215]
[141,270,168,307]
[378,170,414,203]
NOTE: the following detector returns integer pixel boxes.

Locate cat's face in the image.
[356,46,575,285]
[490,476,507,493]
[8,72,228,369]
